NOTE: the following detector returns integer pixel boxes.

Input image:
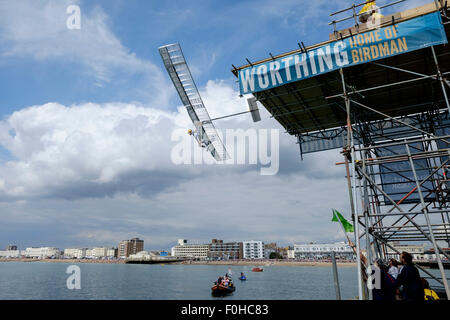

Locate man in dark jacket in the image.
[395,251,424,300]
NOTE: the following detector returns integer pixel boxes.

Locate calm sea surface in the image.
[1,262,448,300]
[0,262,359,300]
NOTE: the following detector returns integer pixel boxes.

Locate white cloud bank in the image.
[0,80,308,199]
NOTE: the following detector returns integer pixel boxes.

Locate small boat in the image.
[211,283,235,296]
[239,276,247,281]
[252,267,263,272]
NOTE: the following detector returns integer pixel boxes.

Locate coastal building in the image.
[118,238,144,258]
[242,241,265,259]
[386,242,425,260]
[278,246,290,259]
[293,242,354,259]
[23,247,60,259]
[7,245,17,251]
[89,247,116,258]
[106,248,117,258]
[208,239,243,260]
[64,248,87,259]
[85,249,93,258]
[264,243,277,259]
[287,249,295,259]
[422,248,450,261]
[92,247,107,258]
[171,239,209,259]
[0,250,21,258]
[80,247,117,259]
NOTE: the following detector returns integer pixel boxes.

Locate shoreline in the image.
[0,258,356,267]
[175,260,356,267]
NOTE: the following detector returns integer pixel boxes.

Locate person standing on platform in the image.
[395,251,424,300]
[388,258,400,279]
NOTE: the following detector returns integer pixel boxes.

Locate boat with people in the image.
[211,275,235,296]
[252,267,263,272]
[239,272,246,280]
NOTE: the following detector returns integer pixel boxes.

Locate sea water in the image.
[0,262,359,300]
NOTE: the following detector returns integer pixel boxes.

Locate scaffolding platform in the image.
[233,1,450,300]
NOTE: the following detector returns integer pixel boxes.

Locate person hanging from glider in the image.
[187,123,211,149]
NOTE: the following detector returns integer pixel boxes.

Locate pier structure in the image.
[233,1,450,299]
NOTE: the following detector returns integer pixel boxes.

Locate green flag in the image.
[332,209,354,233]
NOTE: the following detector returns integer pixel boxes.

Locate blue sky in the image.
[0,0,432,250]
[0,0,389,115]
[0,0,425,115]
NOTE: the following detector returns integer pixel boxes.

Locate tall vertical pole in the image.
[406,143,450,299]
[358,161,373,300]
[361,155,373,300]
[340,68,364,300]
[331,251,342,300]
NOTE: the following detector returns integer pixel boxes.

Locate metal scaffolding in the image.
[332,3,450,299]
[233,0,450,299]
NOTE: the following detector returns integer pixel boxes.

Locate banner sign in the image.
[238,11,447,95]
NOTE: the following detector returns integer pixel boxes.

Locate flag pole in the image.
[332,209,368,297]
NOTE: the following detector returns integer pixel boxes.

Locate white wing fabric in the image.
[159,43,229,161]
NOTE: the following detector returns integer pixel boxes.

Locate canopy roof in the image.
[232,2,450,136]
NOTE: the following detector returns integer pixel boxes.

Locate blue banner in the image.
[238,11,448,95]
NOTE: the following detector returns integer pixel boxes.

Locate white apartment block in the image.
[64,248,87,258]
[64,247,116,259]
[24,247,60,258]
[90,247,116,258]
[0,250,21,258]
[106,248,116,258]
[91,247,108,258]
[171,240,209,259]
[242,241,265,259]
[293,242,354,259]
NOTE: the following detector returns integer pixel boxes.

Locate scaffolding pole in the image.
[340,68,365,300]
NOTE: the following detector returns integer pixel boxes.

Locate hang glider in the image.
[158,43,229,161]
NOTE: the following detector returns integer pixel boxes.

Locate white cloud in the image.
[0,80,296,199]
[0,101,180,198]
[0,77,344,203]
